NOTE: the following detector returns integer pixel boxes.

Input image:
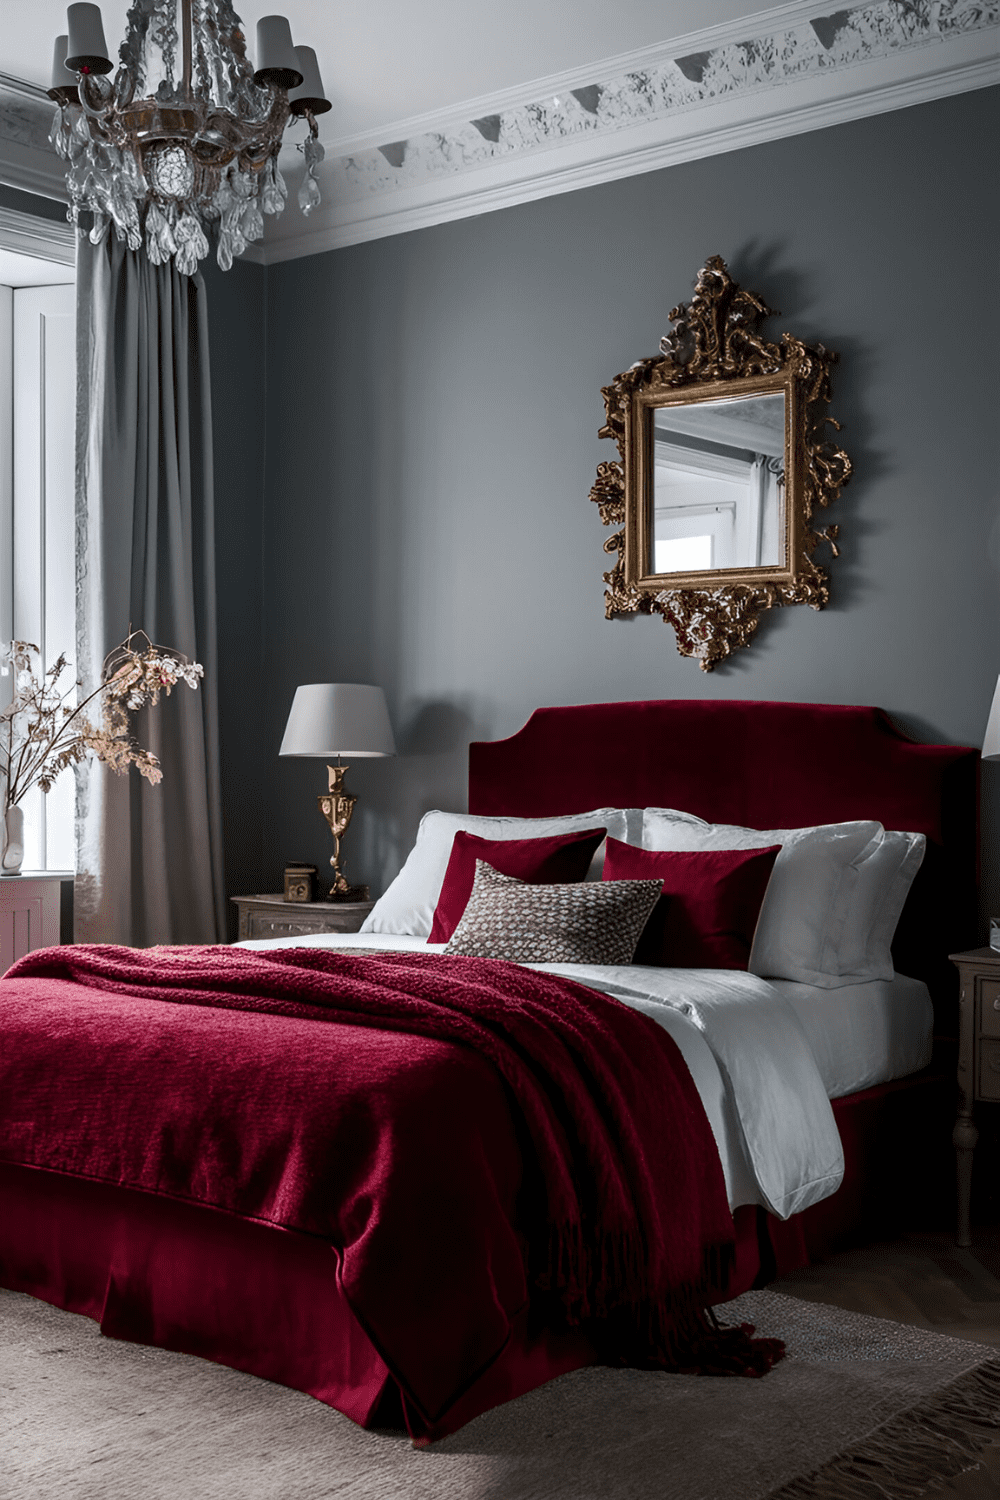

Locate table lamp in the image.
[279,684,395,901]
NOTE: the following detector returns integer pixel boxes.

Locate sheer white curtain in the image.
[75,234,225,944]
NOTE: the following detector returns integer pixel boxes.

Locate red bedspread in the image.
[0,944,780,1434]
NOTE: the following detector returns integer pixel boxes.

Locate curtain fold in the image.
[75,234,225,945]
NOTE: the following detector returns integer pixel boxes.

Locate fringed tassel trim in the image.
[765,1359,1000,1500]
[536,1226,780,1378]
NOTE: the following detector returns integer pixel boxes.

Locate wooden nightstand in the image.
[950,945,1000,1246]
[231,894,375,942]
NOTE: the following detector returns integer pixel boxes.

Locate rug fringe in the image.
[765,1359,1000,1500]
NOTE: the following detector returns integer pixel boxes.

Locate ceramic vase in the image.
[1,803,24,875]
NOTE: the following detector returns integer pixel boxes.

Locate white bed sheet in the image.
[768,973,933,1099]
[238,932,845,1221]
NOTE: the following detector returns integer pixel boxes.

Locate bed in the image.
[0,699,977,1442]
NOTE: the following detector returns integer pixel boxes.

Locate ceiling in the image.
[3,0,788,142]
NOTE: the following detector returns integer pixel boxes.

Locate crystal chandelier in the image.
[47,2,330,275]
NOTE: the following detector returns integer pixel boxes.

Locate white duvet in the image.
[239,930,845,1220]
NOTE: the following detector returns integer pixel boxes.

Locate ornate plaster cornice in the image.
[262,0,997,262]
[1,1,996,257]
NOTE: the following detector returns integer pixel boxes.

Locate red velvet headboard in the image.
[469,700,978,1032]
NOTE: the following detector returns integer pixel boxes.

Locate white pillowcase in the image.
[841,829,925,981]
[641,809,924,987]
[361,807,643,938]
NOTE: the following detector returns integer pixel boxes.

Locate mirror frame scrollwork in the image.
[590,256,852,670]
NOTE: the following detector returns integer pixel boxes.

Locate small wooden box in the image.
[283,865,317,903]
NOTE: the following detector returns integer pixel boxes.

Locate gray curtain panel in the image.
[75,234,226,944]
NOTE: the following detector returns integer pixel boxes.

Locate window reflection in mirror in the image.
[650,392,785,574]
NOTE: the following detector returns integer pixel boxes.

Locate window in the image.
[654,533,713,573]
[1,243,76,873]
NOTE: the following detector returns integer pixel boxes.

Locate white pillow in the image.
[841,829,925,981]
[640,808,921,987]
[362,808,642,938]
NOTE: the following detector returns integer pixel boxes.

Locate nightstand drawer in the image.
[232,896,375,941]
[246,913,333,939]
[979,981,1000,1039]
[979,1039,1000,1101]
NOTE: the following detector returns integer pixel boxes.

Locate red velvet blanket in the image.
[1,944,780,1429]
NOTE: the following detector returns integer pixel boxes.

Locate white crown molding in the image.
[0,3,995,269]
[319,0,843,158]
[0,72,50,105]
[261,28,999,264]
[0,139,68,205]
[0,71,68,205]
[0,205,74,264]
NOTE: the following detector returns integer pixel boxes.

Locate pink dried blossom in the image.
[0,632,203,811]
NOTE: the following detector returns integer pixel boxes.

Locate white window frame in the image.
[0,208,77,873]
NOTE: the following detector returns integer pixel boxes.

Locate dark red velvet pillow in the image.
[428,827,607,944]
[602,838,781,969]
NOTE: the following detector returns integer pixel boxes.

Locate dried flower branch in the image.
[0,632,203,813]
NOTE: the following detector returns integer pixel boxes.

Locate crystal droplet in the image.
[298,173,321,215]
[239,202,264,242]
[175,242,197,278]
[261,157,286,215]
[172,213,210,274]
[145,204,175,265]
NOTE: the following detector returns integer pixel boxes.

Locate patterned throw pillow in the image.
[444,861,663,965]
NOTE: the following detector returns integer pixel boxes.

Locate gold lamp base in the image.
[317,764,369,902]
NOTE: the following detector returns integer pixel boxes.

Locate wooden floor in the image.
[772,1225,1000,1497]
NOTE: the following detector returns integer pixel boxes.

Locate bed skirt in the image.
[0,1065,954,1438]
[0,1161,602,1442]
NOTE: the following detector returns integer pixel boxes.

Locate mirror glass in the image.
[649,392,785,574]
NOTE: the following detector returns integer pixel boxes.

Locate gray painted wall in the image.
[241,88,998,931]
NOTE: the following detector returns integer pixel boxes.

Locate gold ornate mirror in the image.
[590,256,852,669]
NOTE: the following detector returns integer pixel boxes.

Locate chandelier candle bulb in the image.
[254,16,303,89]
[289,47,332,115]
[64,3,112,74]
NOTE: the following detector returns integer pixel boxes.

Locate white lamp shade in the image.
[983,675,1000,762]
[280,684,395,758]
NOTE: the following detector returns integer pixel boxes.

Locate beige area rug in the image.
[2,1287,998,1500]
